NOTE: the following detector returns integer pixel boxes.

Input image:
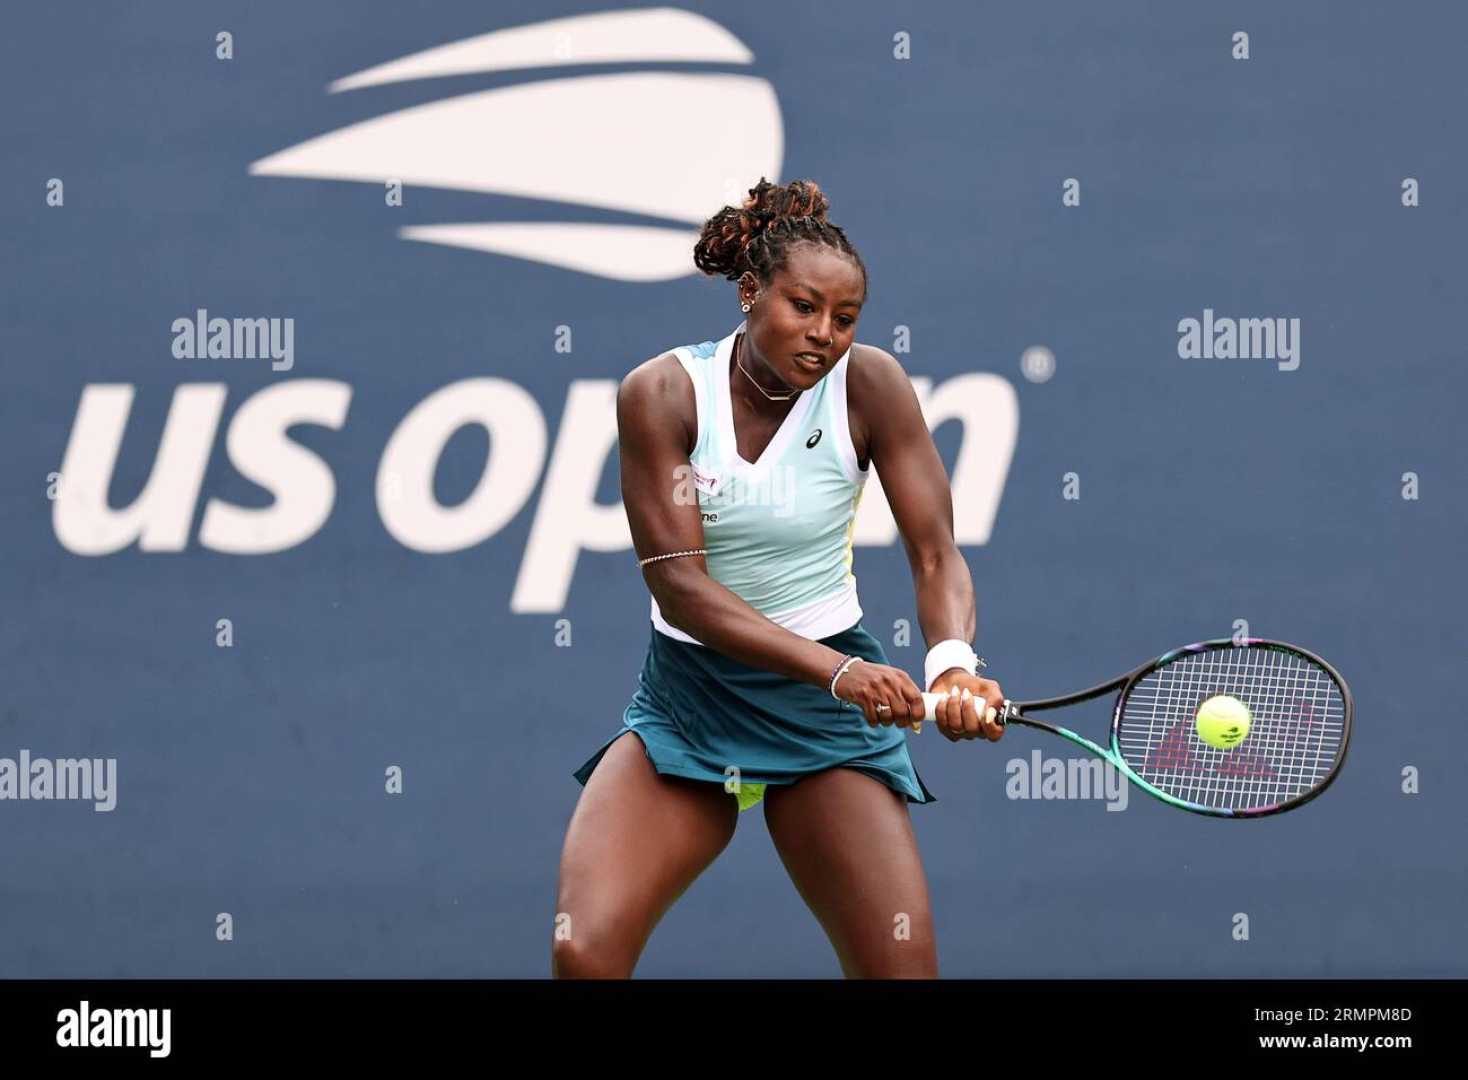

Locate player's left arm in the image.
[854,345,1004,742]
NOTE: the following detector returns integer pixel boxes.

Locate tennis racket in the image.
[913,638,1352,818]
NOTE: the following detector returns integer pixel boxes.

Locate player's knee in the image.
[861,956,938,979]
[550,918,637,979]
[846,934,938,979]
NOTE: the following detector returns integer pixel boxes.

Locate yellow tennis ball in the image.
[1195,695,1251,749]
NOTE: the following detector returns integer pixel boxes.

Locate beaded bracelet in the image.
[637,548,707,568]
[828,654,863,701]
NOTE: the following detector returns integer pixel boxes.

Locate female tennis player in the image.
[552,178,1006,979]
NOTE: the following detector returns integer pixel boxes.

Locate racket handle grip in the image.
[915,693,1012,727]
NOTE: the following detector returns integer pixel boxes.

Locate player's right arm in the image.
[616,356,924,726]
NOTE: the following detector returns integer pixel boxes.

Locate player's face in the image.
[741,245,865,391]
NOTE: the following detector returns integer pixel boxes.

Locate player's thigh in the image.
[553,731,739,976]
[762,767,937,978]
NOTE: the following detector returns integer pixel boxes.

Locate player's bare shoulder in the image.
[847,342,911,392]
[846,342,918,463]
[617,350,696,454]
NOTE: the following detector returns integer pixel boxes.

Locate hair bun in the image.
[692,177,858,287]
[745,178,830,226]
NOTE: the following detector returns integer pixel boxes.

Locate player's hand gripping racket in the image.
[915,638,1352,817]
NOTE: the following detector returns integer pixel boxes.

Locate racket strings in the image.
[1116,645,1346,812]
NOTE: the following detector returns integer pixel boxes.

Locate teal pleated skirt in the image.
[573,621,936,811]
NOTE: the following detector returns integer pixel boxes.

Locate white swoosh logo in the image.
[249,7,784,281]
[327,6,754,90]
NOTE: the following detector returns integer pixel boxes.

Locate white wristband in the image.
[925,639,978,691]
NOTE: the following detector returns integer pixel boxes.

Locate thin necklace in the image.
[734,333,800,402]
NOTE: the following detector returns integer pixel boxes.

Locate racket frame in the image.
[995,637,1353,818]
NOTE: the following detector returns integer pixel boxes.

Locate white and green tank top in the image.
[650,319,870,645]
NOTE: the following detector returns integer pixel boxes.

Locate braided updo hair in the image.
[692,178,867,300]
